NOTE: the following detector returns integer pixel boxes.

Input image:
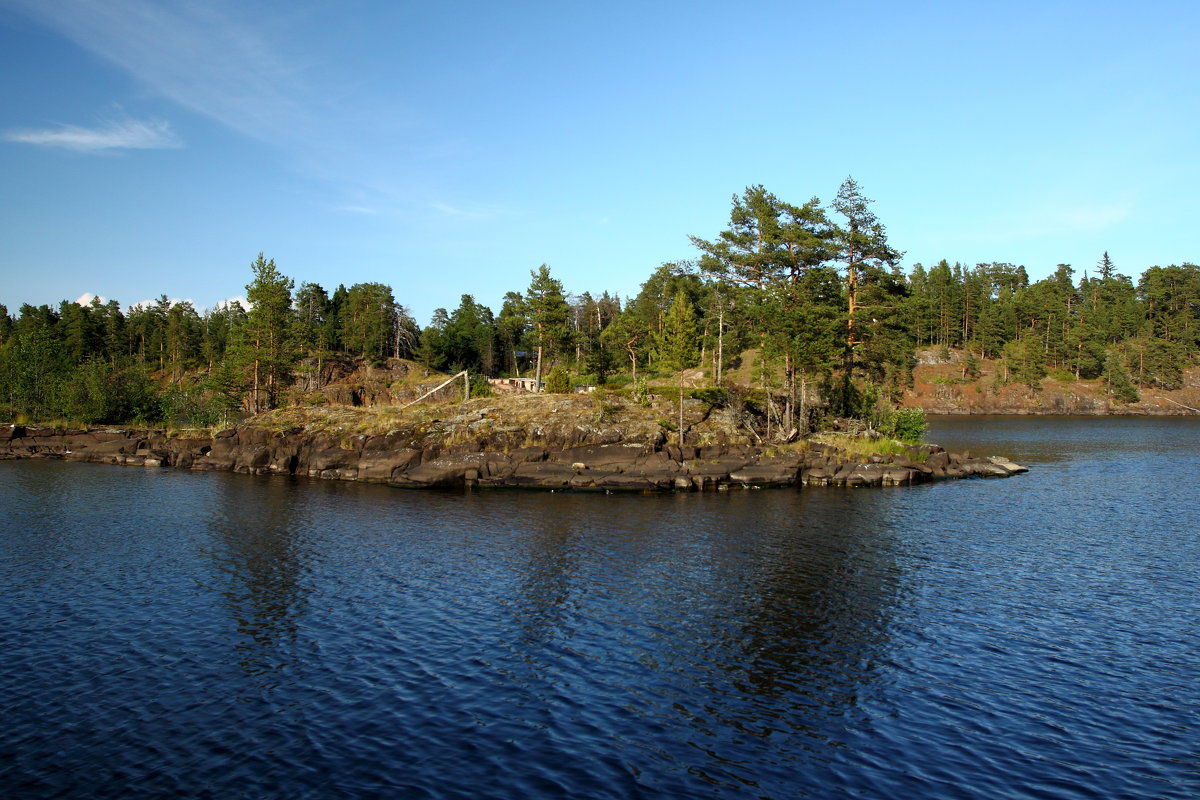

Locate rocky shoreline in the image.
[1,423,1027,491]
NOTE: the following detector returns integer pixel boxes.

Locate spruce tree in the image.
[243,253,296,412]
[525,265,570,390]
[656,291,697,444]
[1102,352,1139,404]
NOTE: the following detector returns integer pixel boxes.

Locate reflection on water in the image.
[2,418,1199,799]
[737,493,906,738]
[206,476,309,678]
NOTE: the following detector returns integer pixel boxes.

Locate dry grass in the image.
[250,391,672,447]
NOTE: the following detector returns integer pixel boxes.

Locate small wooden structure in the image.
[399,370,470,409]
[487,377,543,393]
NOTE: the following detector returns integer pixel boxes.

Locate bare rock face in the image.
[0,422,1028,492]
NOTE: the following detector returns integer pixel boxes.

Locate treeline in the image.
[2,179,1198,429]
[903,256,1200,400]
[0,255,420,425]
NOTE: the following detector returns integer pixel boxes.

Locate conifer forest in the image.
[3,179,1197,429]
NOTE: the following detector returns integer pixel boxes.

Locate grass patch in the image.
[808,433,927,461]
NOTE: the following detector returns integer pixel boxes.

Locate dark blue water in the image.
[2,417,1198,799]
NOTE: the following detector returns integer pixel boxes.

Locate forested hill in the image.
[2,180,1198,429]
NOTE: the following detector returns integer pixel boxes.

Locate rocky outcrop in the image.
[907,350,1200,416]
[0,424,1028,491]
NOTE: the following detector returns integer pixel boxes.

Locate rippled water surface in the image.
[2,417,1198,798]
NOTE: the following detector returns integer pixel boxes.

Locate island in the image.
[1,389,1026,491]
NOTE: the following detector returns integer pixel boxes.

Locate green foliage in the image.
[1126,335,1186,389]
[689,386,734,408]
[1002,335,1047,391]
[1103,352,1140,404]
[812,433,927,461]
[902,255,1195,398]
[435,294,498,374]
[341,282,398,363]
[888,407,928,443]
[545,366,572,394]
[526,265,571,383]
[62,358,126,424]
[469,375,496,398]
[1047,367,1077,382]
[1138,264,1200,354]
[203,360,246,425]
[690,186,835,291]
[417,316,446,371]
[119,364,165,424]
[496,291,528,377]
[631,377,651,406]
[242,253,297,411]
[0,325,66,420]
[6,193,1200,432]
[574,292,621,381]
[592,388,619,423]
[656,291,697,374]
[963,350,981,378]
[690,184,845,426]
[160,384,224,428]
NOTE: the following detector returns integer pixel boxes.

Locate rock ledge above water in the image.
[1,421,1028,491]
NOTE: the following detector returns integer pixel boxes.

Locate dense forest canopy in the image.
[2,179,1198,428]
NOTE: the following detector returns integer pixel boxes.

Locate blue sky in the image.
[2,1,1197,324]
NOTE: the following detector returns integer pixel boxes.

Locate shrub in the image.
[469,375,496,398]
[545,367,572,394]
[631,377,651,406]
[593,389,620,423]
[964,350,981,378]
[891,407,927,443]
[160,385,223,428]
[689,387,734,408]
[1103,353,1140,404]
[1047,368,1076,382]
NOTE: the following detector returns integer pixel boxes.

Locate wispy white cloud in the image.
[5,118,180,152]
[1055,204,1131,233]
[7,0,311,146]
[8,1,486,218]
[75,293,108,305]
[338,205,381,216]
[1004,202,1133,239]
[431,201,513,220]
[961,198,1134,246]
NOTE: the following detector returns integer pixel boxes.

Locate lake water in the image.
[2,418,1198,799]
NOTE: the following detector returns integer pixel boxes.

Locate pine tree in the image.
[830,177,907,413]
[690,185,839,428]
[831,177,903,351]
